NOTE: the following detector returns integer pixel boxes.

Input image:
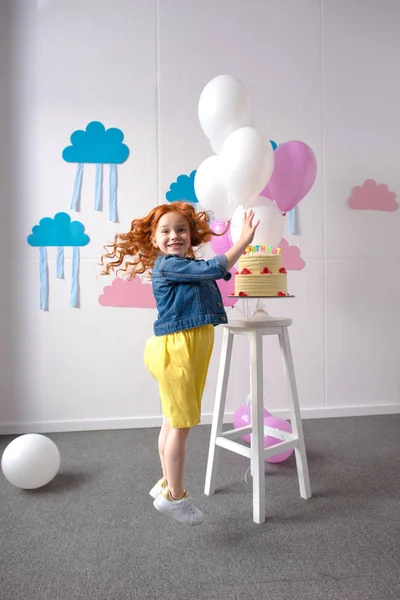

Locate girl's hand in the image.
[239,210,259,247]
[224,209,260,271]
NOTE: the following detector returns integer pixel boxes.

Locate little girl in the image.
[101,202,258,526]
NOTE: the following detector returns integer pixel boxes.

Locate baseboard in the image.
[0,404,399,435]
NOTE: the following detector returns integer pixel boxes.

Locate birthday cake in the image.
[234,245,288,297]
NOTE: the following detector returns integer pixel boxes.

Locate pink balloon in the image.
[217,268,238,307]
[233,404,271,443]
[264,416,294,463]
[261,141,317,212]
[210,219,233,254]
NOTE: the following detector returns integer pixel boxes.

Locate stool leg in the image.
[279,327,312,499]
[250,330,266,524]
[204,327,234,496]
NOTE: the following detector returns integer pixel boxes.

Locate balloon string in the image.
[109,164,117,222]
[57,247,64,279]
[244,465,251,484]
[71,163,84,211]
[70,247,80,308]
[95,163,103,211]
[288,207,298,234]
[39,247,49,311]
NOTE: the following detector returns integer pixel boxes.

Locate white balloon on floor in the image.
[1,433,60,489]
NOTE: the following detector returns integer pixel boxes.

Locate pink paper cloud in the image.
[347,179,398,211]
[217,268,238,307]
[279,238,305,270]
[99,276,156,308]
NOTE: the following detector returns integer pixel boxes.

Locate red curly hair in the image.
[100,202,226,278]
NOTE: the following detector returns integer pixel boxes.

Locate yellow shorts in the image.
[144,325,215,428]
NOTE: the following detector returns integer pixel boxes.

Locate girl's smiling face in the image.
[152,212,191,257]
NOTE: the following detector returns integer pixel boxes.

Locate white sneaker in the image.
[149,477,168,499]
[153,490,204,526]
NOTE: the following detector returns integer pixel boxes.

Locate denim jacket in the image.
[151,253,232,336]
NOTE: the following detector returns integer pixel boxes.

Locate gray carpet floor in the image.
[1,415,400,600]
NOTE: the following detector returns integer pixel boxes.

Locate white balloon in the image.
[1,433,60,489]
[198,74,252,153]
[229,205,245,244]
[194,155,232,221]
[230,198,284,247]
[220,127,275,205]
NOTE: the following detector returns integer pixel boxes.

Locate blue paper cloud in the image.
[166,170,198,203]
[27,212,90,247]
[62,121,130,164]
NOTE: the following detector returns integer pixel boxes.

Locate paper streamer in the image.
[57,247,64,279]
[70,246,80,308]
[95,163,103,211]
[63,122,130,221]
[39,247,49,311]
[109,164,117,222]
[71,162,84,211]
[28,213,90,310]
[288,207,298,235]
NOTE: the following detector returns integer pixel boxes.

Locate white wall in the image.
[0,0,399,434]
[0,0,14,426]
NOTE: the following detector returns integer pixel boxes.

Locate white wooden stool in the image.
[204,315,312,524]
